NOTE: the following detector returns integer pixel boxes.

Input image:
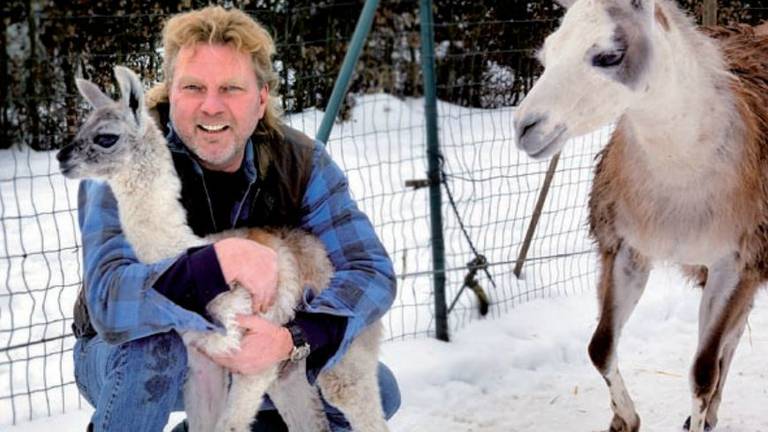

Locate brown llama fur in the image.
[516,1,768,429]
[589,24,768,280]
[583,19,768,431]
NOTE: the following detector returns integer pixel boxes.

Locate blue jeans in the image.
[74,331,400,432]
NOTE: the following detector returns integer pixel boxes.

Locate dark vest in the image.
[72,118,315,339]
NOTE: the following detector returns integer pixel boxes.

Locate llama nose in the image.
[516,114,544,141]
[56,144,75,162]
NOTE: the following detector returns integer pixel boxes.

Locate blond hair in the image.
[162,6,282,134]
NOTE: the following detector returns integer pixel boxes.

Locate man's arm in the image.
[207,142,395,377]
[80,180,280,342]
[153,238,279,318]
[78,180,218,343]
[296,142,396,374]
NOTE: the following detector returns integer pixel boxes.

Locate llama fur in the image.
[58,66,387,432]
[515,1,768,431]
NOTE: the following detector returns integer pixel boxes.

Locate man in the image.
[72,6,400,431]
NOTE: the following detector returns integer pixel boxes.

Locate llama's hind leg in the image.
[701,319,747,429]
[268,361,330,432]
[686,254,758,432]
[215,367,278,432]
[183,342,228,432]
[588,243,650,432]
[317,327,388,432]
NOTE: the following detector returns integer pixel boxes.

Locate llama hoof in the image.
[609,413,640,432]
[683,416,712,431]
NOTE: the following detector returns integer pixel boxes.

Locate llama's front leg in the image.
[686,254,758,432]
[318,324,388,432]
[588,243,650,432]
[215,367,278,432]
[268,360,330,432]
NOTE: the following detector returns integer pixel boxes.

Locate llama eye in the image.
[94,134,119,148]
[592,50,626,68]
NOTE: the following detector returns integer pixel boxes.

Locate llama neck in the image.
[110,123,205,263]
[621,3,743,177]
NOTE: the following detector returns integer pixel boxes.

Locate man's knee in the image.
[114,331,188,398]
[377,362,400,419]
[120,331,187,370]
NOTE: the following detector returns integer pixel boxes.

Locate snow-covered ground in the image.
[3,94,768,431]
[7,268,768,431]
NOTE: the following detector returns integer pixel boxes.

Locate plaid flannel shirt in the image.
[78,140,396,370]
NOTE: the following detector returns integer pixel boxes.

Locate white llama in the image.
[58,66,388,432]
[515,1,768,431]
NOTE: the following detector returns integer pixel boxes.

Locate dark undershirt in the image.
[153,164,346,372]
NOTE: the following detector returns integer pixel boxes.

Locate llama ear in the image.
[554,0,577,9]
[113,65,145,129]
[627,0,652,13]
[76,78,113,109]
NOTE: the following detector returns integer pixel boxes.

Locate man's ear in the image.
[257,84,269,120]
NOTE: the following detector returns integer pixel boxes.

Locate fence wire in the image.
[3,0,765,427]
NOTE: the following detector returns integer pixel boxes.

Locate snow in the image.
[6,268,768,431]
[385,267,768,432]
[3,94,768,431]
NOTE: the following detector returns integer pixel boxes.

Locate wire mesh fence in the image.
[0,147,83,424]
[2,0,764,426]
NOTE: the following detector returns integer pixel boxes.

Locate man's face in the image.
[169,43,268,172]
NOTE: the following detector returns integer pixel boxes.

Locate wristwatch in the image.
[285,323,311,362]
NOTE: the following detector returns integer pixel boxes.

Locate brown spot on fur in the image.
[707,25,768,276]
[682,265,708,288]
[654,5,670,32]
[244,227,278,249]
[754,21,768,36]
[244,227,332,291]
[588,249,618,374]
[693,273,759,398]
[693,331,720,398]
[582,10,768,432]
[591,23,768,276]
[589,128,626,252]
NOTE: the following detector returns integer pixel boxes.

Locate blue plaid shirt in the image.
[78,140,395,370]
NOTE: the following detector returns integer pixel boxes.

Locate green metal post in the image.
[316,0,380,145]
[702,0,717,26]
[419,0,449,342]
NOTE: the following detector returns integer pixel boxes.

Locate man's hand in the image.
[214,237,278,313]
[208,314,293,375]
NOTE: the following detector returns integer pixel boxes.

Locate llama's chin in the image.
[58,163,82,179]
[525,126,567,160]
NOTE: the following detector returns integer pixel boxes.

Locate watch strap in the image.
[286,323,311,362]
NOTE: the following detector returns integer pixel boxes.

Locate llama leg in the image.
[318,326,388,432]
[215,367,278,432]
[588,243,650,432]
[686,254,758,432]
[268,361,330,432]
[183,343,228,432]
[701,322,745,430]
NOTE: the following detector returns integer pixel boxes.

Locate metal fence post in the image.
[513,152,560,278]
[315,0,380,145]
[1,10,8,148]
[702,0,718,26]
[25,0,40,149]
[419,0,449,342]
